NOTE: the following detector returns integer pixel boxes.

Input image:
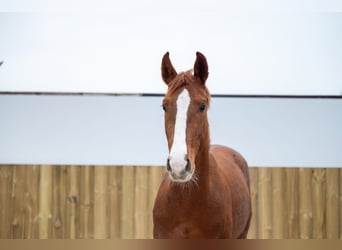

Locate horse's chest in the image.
[165,221,207,239]
[153,198,225,238]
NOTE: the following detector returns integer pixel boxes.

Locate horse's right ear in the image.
[161,52,177,85]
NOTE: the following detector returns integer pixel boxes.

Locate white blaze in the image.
[169,89,190,173]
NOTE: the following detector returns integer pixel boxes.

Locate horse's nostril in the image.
[185,158,191,172]
[167,158,172,172]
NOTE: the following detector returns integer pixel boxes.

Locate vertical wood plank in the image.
[272,168,286,239]
[120,166,135,239]
[66,166,80,239]
[11,166,26,238]
[258,167,272,239]
[148,166,164,239]
[312,168,326,239]
[24,165,39,238]
[340,168,342,239]
[0,165,14,239]
[134,166,149,239]
[94,166,108,239]
[39,165,53,239]
[108,166,122,238]
[299,168,313,239]
[286,168,299,238]
[79,165,94,239]
[247,167,258,239]
[52,166,66,238]
[326,168,339,239]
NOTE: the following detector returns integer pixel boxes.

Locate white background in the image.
[1,2,342,95]
[1,1,341,167]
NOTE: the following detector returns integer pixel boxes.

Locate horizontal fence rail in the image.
[0,165,341,239]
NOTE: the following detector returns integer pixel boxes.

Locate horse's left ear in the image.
[194,52,209,85]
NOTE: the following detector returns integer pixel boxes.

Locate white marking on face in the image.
[169,89,190,174]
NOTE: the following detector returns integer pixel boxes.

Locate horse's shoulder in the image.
[210,144,247,165]
[209,144,249,184]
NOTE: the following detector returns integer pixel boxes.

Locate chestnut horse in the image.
[153,52,252,239]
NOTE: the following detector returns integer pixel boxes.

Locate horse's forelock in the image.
[167,71,210,104]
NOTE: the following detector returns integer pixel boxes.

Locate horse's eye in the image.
[162,104,167,112]
[199,103,206,112]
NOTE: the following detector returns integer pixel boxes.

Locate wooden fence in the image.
[0,165,341,239]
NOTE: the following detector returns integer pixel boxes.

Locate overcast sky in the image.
[0,2,341,95]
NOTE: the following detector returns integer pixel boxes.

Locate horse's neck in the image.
[195,137,210,189]
[169,121,211,199]
[193,120,211,189]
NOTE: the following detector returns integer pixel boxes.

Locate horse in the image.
[152,52,252,239]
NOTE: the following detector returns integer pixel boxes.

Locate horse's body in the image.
[153,52,251,239]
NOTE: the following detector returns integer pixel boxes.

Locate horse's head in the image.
[161,52,210,183]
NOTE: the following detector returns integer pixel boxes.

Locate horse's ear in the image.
[194,52,209,85]
[161,52,177,85]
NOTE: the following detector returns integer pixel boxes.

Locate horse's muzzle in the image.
[166,156,192,182]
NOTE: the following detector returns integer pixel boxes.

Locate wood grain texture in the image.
[0,165,340,239]
[258,167,272,238]
[39,165,53,239]
[299,168,313,239]
[312,168,326,239]
[326,168,339,239]
[0,165,14,239]
[94,166,108,239]
[272,168,286,239]
[286,168,299,238]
